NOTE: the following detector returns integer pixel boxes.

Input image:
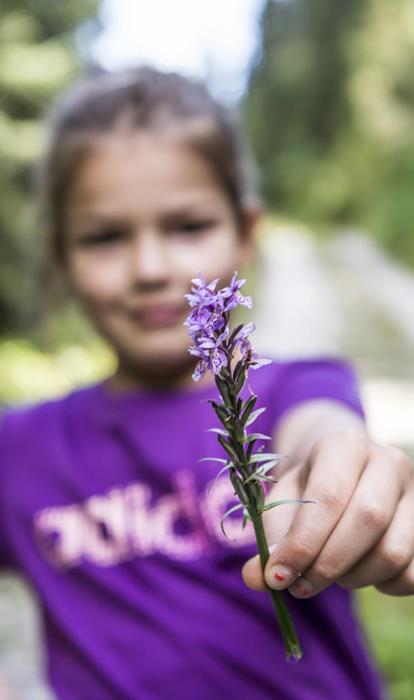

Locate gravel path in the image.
[254,226,414,454]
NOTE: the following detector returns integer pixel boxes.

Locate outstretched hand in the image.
[242,429,414,598]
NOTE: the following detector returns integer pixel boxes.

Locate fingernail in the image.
[288,577,313,598]
[266,564,295,590]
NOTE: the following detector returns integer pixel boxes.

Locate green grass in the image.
[356,588,414,700]
[0,336,114,406]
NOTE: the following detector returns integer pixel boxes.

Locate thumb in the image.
[241,543,278,591]
[241,464,303,591]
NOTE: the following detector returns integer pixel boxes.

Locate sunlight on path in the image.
[254,227,342,357]
[255,225,414,454]
[0,576,53,700]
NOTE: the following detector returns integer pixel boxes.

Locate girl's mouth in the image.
[128,304,187,329]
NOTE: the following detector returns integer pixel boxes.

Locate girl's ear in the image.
[238,199,263,267]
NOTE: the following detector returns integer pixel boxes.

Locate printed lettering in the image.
[33,470,255,569]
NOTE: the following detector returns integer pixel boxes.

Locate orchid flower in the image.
[185,272,308,661]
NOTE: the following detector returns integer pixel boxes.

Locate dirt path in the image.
[254,226,414,454]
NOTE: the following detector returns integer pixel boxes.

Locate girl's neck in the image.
[106,359,215,396]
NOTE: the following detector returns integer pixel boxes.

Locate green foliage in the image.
[0,337,114,407]
[243,0,414,265]
[243,0,362,211]
[0,1,98,336]
[357,588,414,700]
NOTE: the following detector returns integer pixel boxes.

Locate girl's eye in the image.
[173,219,216,235]
[78,229,127,246]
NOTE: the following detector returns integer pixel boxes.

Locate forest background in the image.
[2,0,414,345]
[0,1,414,699]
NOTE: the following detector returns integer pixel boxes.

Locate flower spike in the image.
[185,272,307,661]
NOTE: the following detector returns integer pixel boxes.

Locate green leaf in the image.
[218,434,240,463]
[240,394,257,424]
[260,461,280,475]
[246,438,263,462]
[244,432,272,444]
[250,473,278,485]
[207,462,234,495]
[246,460,278,476]
[215,376,233,406]
[242,463,279,485]
[229,324,244,346]
[220,502,246,540]
[233,366,246,396]
[219,367,231,381]
[248,452,278,463]
[232,417,245,442]
[198,457,228,464]
[209,400,231,426]
[242,507,252,529]
[245,407,266,427]
[260,498,315,513]
[246,443,254,462]
[230,472,249,503]
[207,428,229,437]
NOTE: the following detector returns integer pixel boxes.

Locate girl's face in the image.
[64,130,256,389]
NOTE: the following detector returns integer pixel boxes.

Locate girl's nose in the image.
[130,229,170,289]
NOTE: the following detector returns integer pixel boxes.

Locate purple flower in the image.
[184,272,269,381]
[185,276,219,308]
[184,275,227,346]
[233,322,255,357]
[185,273,252,318]
[185,303,225,338]
[188,327,229,380]
[186,272,302,661]
[221,272,252,311]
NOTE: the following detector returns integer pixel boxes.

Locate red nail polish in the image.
[289,579,313,598]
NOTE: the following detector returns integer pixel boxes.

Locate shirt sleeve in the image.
[270,357,365,428]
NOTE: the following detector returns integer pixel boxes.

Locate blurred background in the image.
[0,0,413,698]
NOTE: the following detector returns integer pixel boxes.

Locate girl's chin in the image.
[112,354,199,392]
[118,345,195,374]
[111,324,189,359]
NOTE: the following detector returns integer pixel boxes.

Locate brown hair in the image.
[39,65,259,267]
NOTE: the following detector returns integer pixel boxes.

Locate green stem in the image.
[217,359,302,660]
[251,511,302,661]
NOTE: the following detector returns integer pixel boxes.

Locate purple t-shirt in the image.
[0,359,388,700]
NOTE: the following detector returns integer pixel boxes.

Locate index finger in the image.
[264,429,369,590]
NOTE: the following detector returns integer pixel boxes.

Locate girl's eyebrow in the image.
[158,195,222,218]
[69,198,220,227]
[160,205,216,220]
[164,194,223,213]
[68,210,129,226]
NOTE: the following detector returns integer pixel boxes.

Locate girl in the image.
[1,67,413,700]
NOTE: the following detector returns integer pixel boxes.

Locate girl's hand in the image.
[242,428,414,598]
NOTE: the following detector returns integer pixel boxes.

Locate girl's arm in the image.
[242,399,414,597]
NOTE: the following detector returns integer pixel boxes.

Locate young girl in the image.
[1,66,413,700]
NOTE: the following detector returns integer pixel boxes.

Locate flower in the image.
[220,272,253,311]
[184,272,268,381]
[185,272,303,661]
[185,272,252,313]
[188,328,229,380]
